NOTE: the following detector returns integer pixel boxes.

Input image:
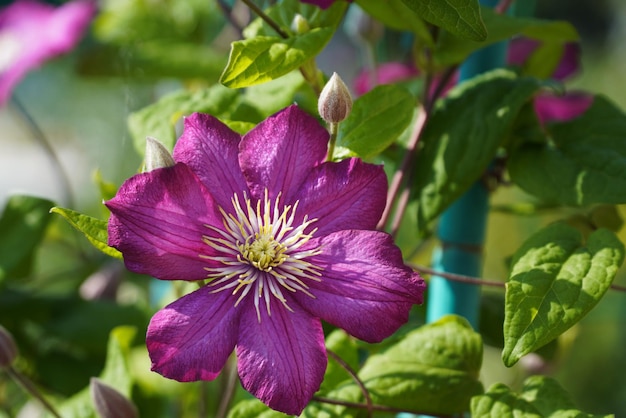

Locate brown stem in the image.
[239,0,288,38]
[326,349,373,417]
[6,366,63,418]
[311,396,455,417]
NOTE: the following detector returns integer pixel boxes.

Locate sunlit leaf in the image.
[50,207,121,259]
[335,84,415,159]
[502,222,624,367]
[356,0,433,45]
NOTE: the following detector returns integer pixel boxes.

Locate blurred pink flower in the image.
[0,0,96,105]
[300,0,351,9]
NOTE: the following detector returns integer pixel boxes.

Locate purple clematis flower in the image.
[106,105,425,415]
[0,0,95,105]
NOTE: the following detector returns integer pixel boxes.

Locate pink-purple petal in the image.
[236,297,327,416]
[147,288,241,381]
[106,163,222,281]
[297,230,424,343]
[173,113,248,209]
[534,92,593,124]
[239,105,329,201]
[295,158,387,235]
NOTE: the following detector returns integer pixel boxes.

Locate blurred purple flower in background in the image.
[0,0,95,105]
[300,0,351,9]
[106,105,425,415]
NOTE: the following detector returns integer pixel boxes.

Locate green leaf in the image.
[50,207,121,259]
[400,0,486,41]
[127,84,241,156]
[55,326,137,418]
[435,7,578,67]
[335,84,415,159]
[472,376,612,418]
[227,398,291,418]
[412,69,543,232]
[502,222,625,367]
[331,315,483,415]
[509,96,626,206]
[356,0,433,45]
[0,195,53,281]
[221,0,347,88]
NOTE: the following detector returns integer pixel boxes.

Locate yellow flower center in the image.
[201,190,322,321]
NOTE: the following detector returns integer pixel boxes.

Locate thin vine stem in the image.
[411,263,626,294]
[239,0,288,38]
[216,355,238,418]
[216,0,244,36]
[5,366,63,418]
[11,96,74,208]
[326,349,373,417]
[311,395,456,418]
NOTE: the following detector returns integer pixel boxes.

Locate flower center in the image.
[0,31,22,74]
[201,190,322,321]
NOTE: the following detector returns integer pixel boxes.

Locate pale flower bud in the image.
[318,72,353,124]
[90,378,138,418]
[291,14,310,35]
[144,136,175,172]
[0,324,18,368]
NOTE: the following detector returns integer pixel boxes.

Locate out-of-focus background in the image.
[1,0,626,416]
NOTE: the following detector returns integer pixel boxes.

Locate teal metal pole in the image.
[425,0,507,329]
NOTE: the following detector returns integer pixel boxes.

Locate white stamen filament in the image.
[202,190,322,322]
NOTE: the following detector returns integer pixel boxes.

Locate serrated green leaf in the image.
[502,222,625,367]
[50,207,121,259]
[356,0,433,45]
[471,377,612,418]
[227,398,291,418]
[435,7,578,67]
[412,69,543,233]
[400,0,486,41]
[221,0,346,88]
[0,195,53,281]
[54,326,136,418]
[127,84,241,156]
[509,96,626,206]
[335,84,415,159]
[220,30,332,88]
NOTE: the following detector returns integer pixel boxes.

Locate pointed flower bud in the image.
[291,14,310,35]
[0,324,18,368]
[144,136,175,172]
[318,72,353,124]
[90,378,138,418]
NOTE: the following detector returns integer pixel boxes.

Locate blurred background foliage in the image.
[1,0,626,416]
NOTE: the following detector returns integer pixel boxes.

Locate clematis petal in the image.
[295,158,387,235]
[147,288,242,381]
[106,163,222,280]
[553,42,581,80]
[534,92,593,124]
[299,0,350,9]
[236,297,327,416]
[297,230,425,343]
[173,113,248,209]
[239,105,329,201]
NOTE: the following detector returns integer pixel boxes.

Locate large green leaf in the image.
[221,0,347,88]
[509,96,626,206]
[127,84,242,155]
[227,399,290,418]
[0,195,53,282]
[472,376,612,418]
[400,0,486,41]
[502,222,624,367]
[435,7,578,67]
[335,84,415,159]
[317,316,483,415]
[412,69,543,232]
[50,207,121,260]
